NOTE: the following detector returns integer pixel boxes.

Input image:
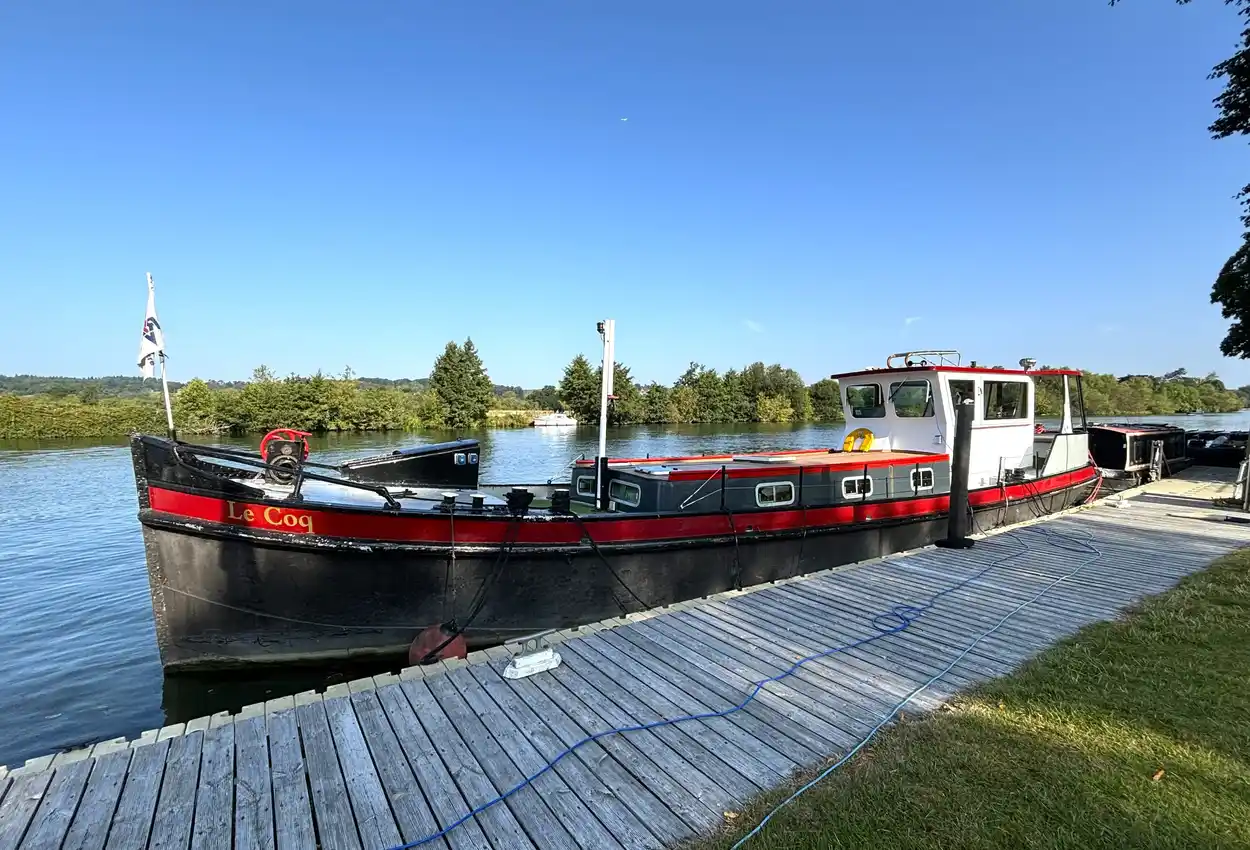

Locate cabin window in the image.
[842,476,873,498]
[608,479,641,507]
[846,384,886,418]
[984,380,1029,421]
[575,475,596,497]
[911,468,934,492]
[948,379,975,410]
[755,482,795,507]
[889,380,934,418]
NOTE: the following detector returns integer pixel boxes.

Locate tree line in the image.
[1,352,1248,438]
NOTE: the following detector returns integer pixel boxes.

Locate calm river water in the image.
[1,414,1247,767]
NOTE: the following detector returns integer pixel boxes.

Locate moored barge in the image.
[131,346,1098,671]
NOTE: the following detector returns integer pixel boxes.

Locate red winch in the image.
[259,428,312,484]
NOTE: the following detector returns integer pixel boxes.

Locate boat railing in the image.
[172,441,404,510]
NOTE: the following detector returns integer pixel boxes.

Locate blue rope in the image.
[384,521,1098,850]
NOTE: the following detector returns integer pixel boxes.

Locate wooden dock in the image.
[1,468,1245,850]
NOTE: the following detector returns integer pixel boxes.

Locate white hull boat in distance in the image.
[531,412,578,427]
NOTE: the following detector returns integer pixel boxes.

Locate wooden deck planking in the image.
[266,710,315,850]
[322,697,402,850]
[294,700,362,850]
[101,739,170,850]
[60,749,132,850]
[525,670,723,832]
[0,769,53,850]
[148,730,203,850]
[4,480,1249,850]
[465,663,671,849]
[397,678,535,850]
[443,666,627,850]
[348,688,446,850]
[19,757,93,850]
[232,715,274,850]
[424,673,579,850]
[190,721,234,850]
[554,646,762,803]
[373,684,487,850]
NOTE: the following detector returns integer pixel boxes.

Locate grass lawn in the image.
[695,549,1250,849]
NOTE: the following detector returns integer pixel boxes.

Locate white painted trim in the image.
[575,475,596,497]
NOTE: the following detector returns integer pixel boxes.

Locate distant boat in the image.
[531,412,578,427]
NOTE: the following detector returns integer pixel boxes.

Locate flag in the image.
[137,272,165,378]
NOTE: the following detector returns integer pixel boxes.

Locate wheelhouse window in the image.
[911,468,934,492]
[948,379,975,409]
[842,476,873,498]
[575,475,596,497]
[984,380,1029,421]
[608,479,641,507]
[755,482,795,507]
[846,384,886,418]
[889,380,934,418]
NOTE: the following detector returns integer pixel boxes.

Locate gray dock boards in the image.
[1,486,1246,850]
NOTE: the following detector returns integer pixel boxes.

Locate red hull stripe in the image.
[146,466,1096,546]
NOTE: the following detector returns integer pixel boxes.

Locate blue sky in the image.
[1,0,1247,388]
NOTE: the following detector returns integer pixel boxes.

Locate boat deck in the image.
[0,467,1243,850]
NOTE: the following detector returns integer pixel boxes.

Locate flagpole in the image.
[158,352,176,440]
[146,272,177,440]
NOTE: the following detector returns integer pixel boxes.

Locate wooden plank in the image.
[590,629,802,778]
[266,710,315,850]
[349,688,447,850]
[103,739,170,850]
[321,696,402,850]
[233,714,274,850]
[444,667,628,849]
[60,749,131,850]
[375,682,488,850]
[563,637,778,790]
[527,671,720,832]
[294,700,361,850]
[397,678,534,850]
[652,613,884,744]
[724,591,993,693]
[616,622,834,762]
[548,660,749,810]
[423,675,575,849]
[190,721,234,850]
[479,669,692,847]
[19,757,93,850]
[0,769,53,850]
[148,730,204,850]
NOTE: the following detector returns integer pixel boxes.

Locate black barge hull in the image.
[135,450,1096,671]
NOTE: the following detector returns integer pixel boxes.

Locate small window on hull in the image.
[575,475,596,497]
[756,482,795,507]
[608,479,641,507]
[911,468,934,492]
[842,476,873,498]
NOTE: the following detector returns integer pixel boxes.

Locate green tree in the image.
[755,393,795,423]
[559,355,601,422]
[809,378,843,421]
[641,382,673,423]
[603,363,644,425]
[174,378,218,433]
[527,385,560,411]
[429,339,494,429]
[77,385,99,405]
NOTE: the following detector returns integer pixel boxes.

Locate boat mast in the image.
[596,318,615,510]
